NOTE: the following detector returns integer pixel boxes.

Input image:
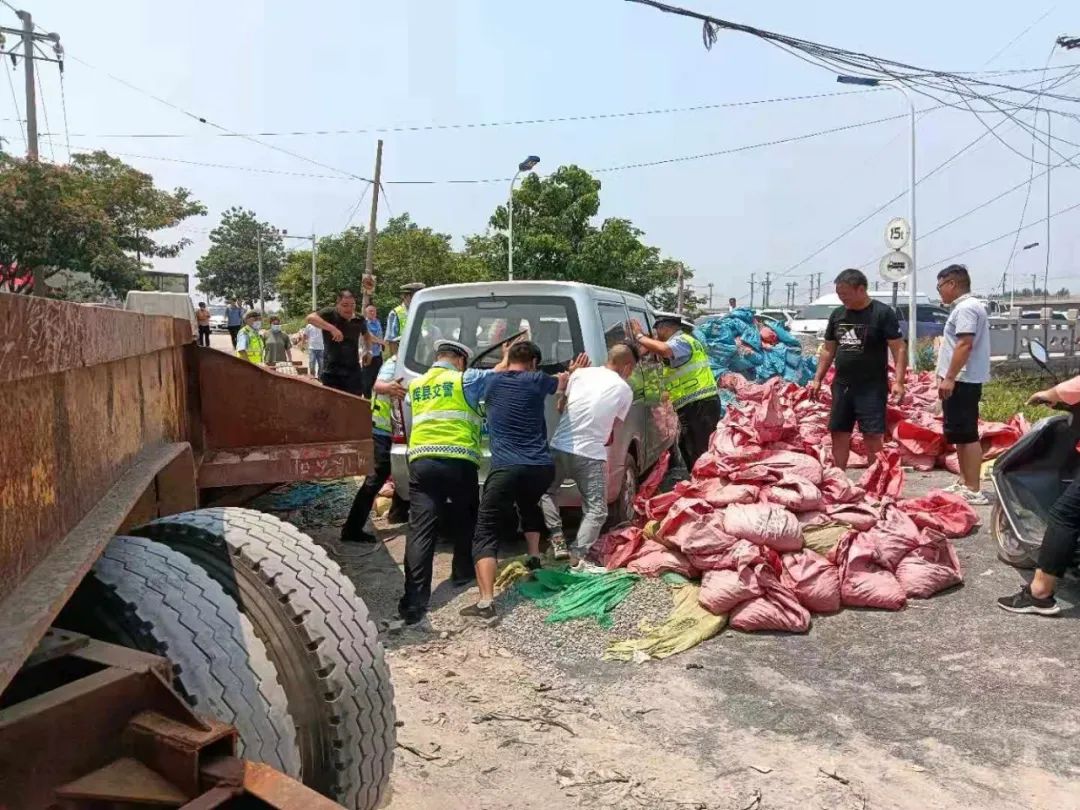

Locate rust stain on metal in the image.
[55,756,188,804]
[197,441,373,488]
[241,760,345,809]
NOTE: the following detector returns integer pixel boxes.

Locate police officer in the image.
[339,335,404,544]
[235,310,265,365]
[399,338,488,625]
[629,312,720,471]
[386,282,425,344]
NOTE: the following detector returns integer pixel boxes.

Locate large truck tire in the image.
[132,507,395,810]
[86,535,302,775]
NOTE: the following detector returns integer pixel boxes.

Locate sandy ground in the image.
[250,464,1080,810]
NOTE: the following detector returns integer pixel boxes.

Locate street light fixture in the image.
[837,75,918,368]
[508,155,541,281]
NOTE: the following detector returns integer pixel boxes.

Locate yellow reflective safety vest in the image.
[371,358,396,436]
[391,303,408,340]
[406,365,483,464]
[662,333,717,411]
[237,325,264,364]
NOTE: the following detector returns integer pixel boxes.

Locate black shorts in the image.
[829,380,887,436]
[942,381,982,445]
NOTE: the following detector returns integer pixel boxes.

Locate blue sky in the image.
[5,1,1077,304]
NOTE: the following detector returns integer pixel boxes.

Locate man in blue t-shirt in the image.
[460,341,571,620]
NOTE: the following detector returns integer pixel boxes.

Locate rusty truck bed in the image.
[0,293,373,694]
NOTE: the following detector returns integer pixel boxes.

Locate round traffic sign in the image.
[885,217,911,250]
[879,250,913,283]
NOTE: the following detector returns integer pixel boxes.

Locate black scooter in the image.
[990,340,1080,570]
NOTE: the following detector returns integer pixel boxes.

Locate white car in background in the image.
[788,292,936,337]
[207,304,229,332]
[755,308,796,328]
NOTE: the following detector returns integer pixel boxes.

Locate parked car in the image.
[389,281,679,525]
[208,304,229,332]
[755,308,796,328]
[788,291,939,338]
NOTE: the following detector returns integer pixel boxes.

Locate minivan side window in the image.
[598,302,630,348]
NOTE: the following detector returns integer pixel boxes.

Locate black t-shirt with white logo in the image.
[823,299,902,387]
[318,307,368,376]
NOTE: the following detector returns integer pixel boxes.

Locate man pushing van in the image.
[628,312,721,471]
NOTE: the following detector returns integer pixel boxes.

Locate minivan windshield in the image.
[404,295,584,373]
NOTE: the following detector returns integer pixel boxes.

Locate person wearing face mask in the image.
[262,314,293,367]
[235,310,265,364]
[540,342,639,568]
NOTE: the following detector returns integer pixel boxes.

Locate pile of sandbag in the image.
[594,378,980,635]
[695,309,817,391]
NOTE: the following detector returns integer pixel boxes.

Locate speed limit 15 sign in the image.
[885,217,910,250]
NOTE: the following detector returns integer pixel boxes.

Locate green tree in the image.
[277,214,493,318]
[464,164,696,304]
[0,152,204,295]
[196,207,285,305]
[647,260,708,318]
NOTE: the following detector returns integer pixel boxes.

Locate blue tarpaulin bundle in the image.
[693,309,816,404]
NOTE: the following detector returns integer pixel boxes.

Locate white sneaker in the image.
[961,488,990,507]
[943,480,965,493]
[570,560,608,575]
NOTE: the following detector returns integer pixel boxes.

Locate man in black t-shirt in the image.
[807,268,907,469]
[304,289,372,395]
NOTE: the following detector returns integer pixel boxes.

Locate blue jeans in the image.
[308,348,324,378]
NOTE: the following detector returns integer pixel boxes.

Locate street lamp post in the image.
[1009,241,1041,314]
[508,155,540,281]
[838,76,918,368]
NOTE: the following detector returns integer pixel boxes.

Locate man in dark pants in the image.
[999,374,1080,616]
[628,312,721,471]
[461,341,573,621]
[304,289,372,395]
[340,337,404,543]
[807,269,907,469]
[399,339,501,624]
[225,299,243,348]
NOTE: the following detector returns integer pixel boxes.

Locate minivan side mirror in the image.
[1029,339,1049,368]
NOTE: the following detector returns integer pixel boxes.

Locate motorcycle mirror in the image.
[1029,339,1050,368]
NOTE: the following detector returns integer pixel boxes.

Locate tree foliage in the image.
[0,151,204,295]
[464,165,696,307]
[195,207,285,305]
[276,214,493,318]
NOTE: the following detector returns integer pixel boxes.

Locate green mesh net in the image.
[516,568,640,628]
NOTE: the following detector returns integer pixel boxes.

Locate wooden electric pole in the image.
[362,139,383,309]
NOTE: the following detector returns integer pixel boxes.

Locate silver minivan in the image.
[388,281,678,525]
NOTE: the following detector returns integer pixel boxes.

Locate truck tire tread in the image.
[133,507,394,810]
[91,535,301,775]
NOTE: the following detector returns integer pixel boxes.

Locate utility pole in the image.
[749,273,756,309]
[257,233,265,315]
[707,282,714,310]
[311,232,317,312]
[763,272,771,307]
[675,263,685,315]
[1032,274,1038,296]
[362,139,383,310]
[815,272,822,301]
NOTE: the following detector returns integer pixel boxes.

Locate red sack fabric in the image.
[759,325,778,346]
[729,564,811,633]
[835,532,908,611]
[761,474,823,513]
[633,450,670,516]
[721,503,803,552]
[596,525,644,570]
[863,506,922,571]
[859,449,906,500]
[897,490,980,538]
[657,497,714,547]
[750,394,791,444]
[697,478,760,507]
[895,529,964,598]
[699,567,763,614]
[781,549,841,614]
[626,539,698,579]
[756,449,824,485]
[819,466,865,505]
[642,489,682,521]
[824,502,881,531]
[894,418,946,460]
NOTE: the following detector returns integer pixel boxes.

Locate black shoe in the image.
[397,598,427,625]
[342,530,378,544]
[525,556,543,572]
[459,602,497,620]
[997,585,1061,616]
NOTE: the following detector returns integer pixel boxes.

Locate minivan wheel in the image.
[991,503,1037,569]
[607,453,639,529]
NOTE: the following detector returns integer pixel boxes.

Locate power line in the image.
[65,54,373,184]
[58,68,71,162]
[34,60,54,161]
[981,5,1059,66]
[3,58,25,149]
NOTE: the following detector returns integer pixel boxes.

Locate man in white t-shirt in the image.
[304,322,325,378]
[541,343,638,565]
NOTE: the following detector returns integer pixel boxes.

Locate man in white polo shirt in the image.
[541,343,638,566]
[936,263,991,506]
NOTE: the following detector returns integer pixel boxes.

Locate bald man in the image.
[541,342,640,567]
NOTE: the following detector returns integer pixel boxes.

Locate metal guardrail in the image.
[988,318,1079,360]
